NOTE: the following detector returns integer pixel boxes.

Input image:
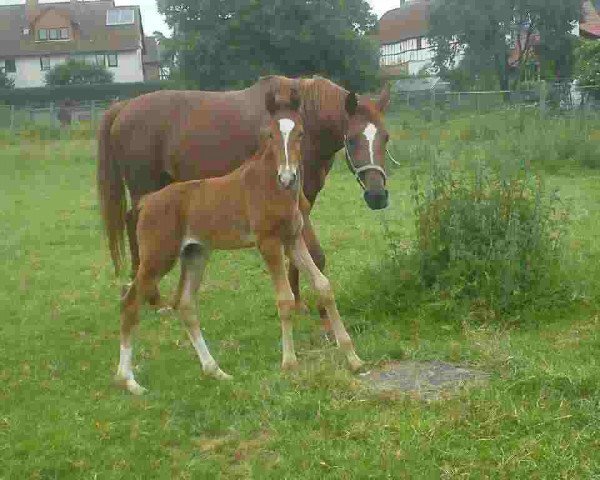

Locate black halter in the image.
[343,136,388,191]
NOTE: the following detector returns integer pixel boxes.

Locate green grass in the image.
[1,111,599,478]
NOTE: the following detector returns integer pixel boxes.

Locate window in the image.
[106,9,135,26]
[96,54,106,66]
[107,53,118,67]
[40,56,50,71]
[37,28,69,41]
[1,59,16,73]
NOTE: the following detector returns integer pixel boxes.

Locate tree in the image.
[0,69,14,89]
[45,60,114,86]
[156,0,379,91]
[575,38,600,97]
[429,0,580,90]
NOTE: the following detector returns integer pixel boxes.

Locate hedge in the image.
[0,81,184,106]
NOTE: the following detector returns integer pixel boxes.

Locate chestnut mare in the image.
[116,89,363,394]
[98,75,391,334]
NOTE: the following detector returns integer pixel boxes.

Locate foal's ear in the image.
[265,90,278,115]
[259,125,272,146]
[290,87,301,112]
[378,82,391,113]
[345,91,358,116]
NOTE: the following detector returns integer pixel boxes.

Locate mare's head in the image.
[262,88,304,191]
[344,85,391,210]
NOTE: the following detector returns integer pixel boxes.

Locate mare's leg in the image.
[289,236,364,372]
[259,237,298,370]
[115,269,157,395]
[177,243,232,380]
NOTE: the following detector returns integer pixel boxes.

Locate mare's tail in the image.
[97,100,128,275]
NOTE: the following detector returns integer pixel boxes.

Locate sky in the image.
[0,0,399,36]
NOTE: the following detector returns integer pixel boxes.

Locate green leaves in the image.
[429,0,580,88]
[158,0,379,91]
[44,60,114,87]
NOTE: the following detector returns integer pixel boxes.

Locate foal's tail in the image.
[97,100,128,275]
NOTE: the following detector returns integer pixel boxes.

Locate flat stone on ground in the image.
[359,360,489,400]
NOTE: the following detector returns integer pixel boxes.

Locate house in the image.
[0,0,160,88]
[378,0,435,77]
[579,0,600,38]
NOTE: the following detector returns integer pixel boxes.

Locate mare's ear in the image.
[378,82,391,113]
[265,90,278,115]
[290,87,301,112]
[345,91,358,116]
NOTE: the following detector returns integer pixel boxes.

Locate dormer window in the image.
[106,9,134,26]
[37,28,70,41]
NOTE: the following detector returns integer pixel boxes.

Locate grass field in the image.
[1,110,599,479]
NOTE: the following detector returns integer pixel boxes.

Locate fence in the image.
[2,81,600,131]
[388,82,600,117]
[0,100,112,130]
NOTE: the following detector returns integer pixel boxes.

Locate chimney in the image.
[26,0,39,23]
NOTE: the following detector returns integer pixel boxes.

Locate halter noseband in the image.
[343,136,388,191]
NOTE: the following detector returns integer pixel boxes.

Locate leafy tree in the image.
[575,38,600,96]
[0,69,14,89]
[429,0,580,90]
[45,60,114,86]
[156,0,379,91]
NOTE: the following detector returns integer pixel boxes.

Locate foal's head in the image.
[263,88,304,190]
[343,86,391,210]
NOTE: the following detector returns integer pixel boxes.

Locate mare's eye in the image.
[383,133,390,143]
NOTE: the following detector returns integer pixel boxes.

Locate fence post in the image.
[406,92,410,108]
[90,100,96,129]
[475,93,480,112]
[9,105,15,131]
[539,81,547,117]
[50,101,56,128]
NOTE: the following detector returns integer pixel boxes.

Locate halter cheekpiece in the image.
[343,135,388,191]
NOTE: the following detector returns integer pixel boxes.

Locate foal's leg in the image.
[259,236,298,370]
[289,236,364,372]
[177,244,232,380]
[115,274,152,395]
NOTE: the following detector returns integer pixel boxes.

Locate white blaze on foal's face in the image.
[363,123,378,165]
[278,118,295,169]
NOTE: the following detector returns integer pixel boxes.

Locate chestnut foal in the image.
[115,89,364,394]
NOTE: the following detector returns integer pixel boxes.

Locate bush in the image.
[408,156,568,314]
[45,60,114,86]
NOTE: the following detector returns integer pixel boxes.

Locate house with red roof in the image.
[0,0,160,88]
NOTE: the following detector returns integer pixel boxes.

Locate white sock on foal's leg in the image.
[116,345,146,395]
[186,329,233,380]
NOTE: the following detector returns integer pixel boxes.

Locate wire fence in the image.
[0,100,113,130]
[1,82,600,131]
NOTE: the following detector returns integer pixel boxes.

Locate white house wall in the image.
[4,49,144,88]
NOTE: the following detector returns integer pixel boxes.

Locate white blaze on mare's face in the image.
[278,118,295,169]
[363,123,378,165]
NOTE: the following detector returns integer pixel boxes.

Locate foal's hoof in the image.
[157,306,174,316]
[120,283,133,299]
[320,330,335,344]
[114,375,147,396]
[281,359,299,371]
[293,301,310,314]
[347,354,366,373]
[204,365,233,381]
